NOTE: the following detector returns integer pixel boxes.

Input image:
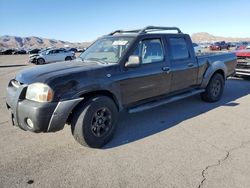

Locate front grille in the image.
[236,57,250,69]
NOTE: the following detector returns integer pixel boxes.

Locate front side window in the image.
[49,50,56,54]
[133,39,164,64]
[169,38,189,60]
[80,37,134,64]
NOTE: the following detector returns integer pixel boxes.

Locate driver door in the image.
[119,37,171,106]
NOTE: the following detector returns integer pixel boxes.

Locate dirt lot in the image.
[0,54,250,188]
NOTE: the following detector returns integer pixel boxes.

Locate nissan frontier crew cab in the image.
[6,26,237,148]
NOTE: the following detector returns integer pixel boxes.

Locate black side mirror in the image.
[125,55,141,68]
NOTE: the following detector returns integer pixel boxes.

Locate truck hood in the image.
[16,59,109,84]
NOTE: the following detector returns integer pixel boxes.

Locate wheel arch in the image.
[79,90,121,110]
[65,56,72,60]
[66,90,122,125]
[213,69,225,80]
[201,60,226,88]
[37,57,45,62]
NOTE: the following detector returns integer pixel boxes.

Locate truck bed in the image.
[197,52,237,78]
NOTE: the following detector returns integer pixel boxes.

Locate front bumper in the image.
[6,80,82,132]
[29,57,37,64]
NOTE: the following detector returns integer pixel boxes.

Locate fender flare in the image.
[201,60,227,88]
[72,89,123,112]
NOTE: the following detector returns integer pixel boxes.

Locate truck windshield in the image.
[80,37,134,64]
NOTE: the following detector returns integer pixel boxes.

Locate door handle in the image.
[162,67,170,73]
[187,63,194,67]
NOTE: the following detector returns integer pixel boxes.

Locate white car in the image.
[29,49,76,64]
[193,43,202,54]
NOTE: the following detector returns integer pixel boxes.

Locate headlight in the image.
[26,83,54,102]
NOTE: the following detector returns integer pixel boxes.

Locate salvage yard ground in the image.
[0,54,250,188]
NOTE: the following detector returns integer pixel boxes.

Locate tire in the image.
[71,96,118,148]
[65,56,72,61]
[201,73,225,102]
[37,58,45,65]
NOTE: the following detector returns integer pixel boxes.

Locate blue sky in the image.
[0,0,249,42]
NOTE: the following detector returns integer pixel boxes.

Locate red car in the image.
[235,49,250,76]
[210,41,230,51]
[236,45,247,50]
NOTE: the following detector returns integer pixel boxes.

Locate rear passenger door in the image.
[166,36,198,92]
[53,50,63,62]
[56,49,66,61]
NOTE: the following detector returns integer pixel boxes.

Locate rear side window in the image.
[169,38,189,60]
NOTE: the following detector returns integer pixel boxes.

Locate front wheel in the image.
[71,96,118,148]
[201,73,225,102]
[37,58,45,65]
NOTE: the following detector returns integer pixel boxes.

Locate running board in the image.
[128,89,205,113]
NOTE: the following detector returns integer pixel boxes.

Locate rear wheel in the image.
[65,56,72,61]
[37,58,45,65]
[71,96,118,148]
[201,73,225,102]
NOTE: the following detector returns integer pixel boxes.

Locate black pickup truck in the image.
[6,26,236,148]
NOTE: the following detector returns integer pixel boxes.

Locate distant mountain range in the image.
[191,32,250,43]
[0,35,91,49]
[1,33,250,49]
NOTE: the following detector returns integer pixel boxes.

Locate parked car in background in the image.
[227,42,237,48]
[28,48,41,54]
[200,42,212,48]
[6,26,237,148]
[77,48,85,52]
[236,45,247,50]
[29,48,76,64]
[240,41,249,46]
[66,48,78,53]
[235,42,250,50]
[210,41,230,51]
[235,49,250,77]
[0,49,14,55]
[193,43,202,53]
[13,49,27,55]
